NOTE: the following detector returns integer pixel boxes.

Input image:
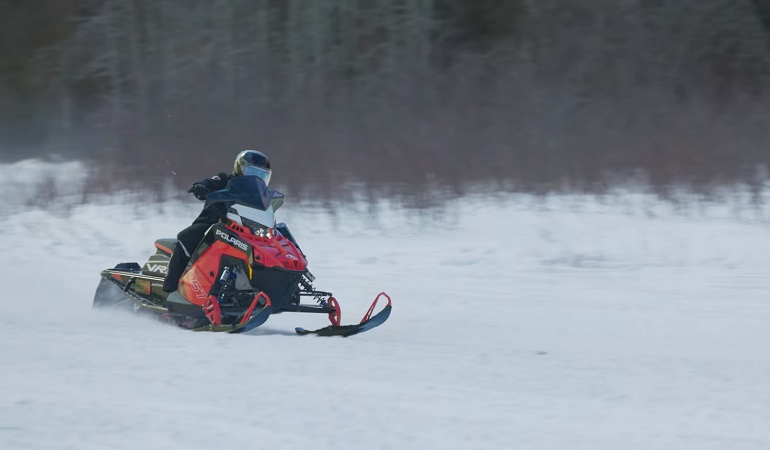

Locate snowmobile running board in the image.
[295,292,392,337]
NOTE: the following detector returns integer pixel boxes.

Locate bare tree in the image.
[4,0,770,198]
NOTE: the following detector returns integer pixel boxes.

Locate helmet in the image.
[233,150,272,185]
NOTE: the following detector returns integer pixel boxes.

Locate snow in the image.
[1,160,770,449]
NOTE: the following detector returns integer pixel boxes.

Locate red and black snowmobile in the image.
[92,175,392,336]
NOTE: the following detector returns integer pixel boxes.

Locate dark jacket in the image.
[192,172,235,225]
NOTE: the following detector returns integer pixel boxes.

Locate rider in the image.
[163,150,272,293]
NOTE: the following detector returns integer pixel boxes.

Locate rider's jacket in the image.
[192,172,235,226]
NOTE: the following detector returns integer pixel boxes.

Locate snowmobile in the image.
[92,175,392,336]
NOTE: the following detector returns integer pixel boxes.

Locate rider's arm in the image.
[196,172,232,192]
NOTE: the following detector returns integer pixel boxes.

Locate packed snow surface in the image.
[1,161,769,449]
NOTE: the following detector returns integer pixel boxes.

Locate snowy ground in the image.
[1,160,770,449]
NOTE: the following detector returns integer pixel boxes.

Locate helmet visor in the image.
[242,165,272,185]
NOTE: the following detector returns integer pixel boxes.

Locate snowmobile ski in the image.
[189,292,273,334]
[189,306,273,333]
[295,292,392,337]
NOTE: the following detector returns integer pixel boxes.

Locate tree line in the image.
[2,0,770,196]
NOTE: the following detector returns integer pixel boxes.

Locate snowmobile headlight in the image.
[241,216,272,238]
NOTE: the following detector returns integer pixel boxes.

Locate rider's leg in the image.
[163,223,210,292]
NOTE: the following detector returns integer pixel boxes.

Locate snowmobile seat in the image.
[154,238,178,256]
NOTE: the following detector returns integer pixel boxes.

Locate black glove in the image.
[188,183,209,200]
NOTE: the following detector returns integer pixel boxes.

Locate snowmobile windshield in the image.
[206,175,274,211]
[241,165,272,185]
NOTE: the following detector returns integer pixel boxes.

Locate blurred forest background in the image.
[2,0,770,197]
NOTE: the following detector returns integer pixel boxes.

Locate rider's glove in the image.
[188,183,209,200]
